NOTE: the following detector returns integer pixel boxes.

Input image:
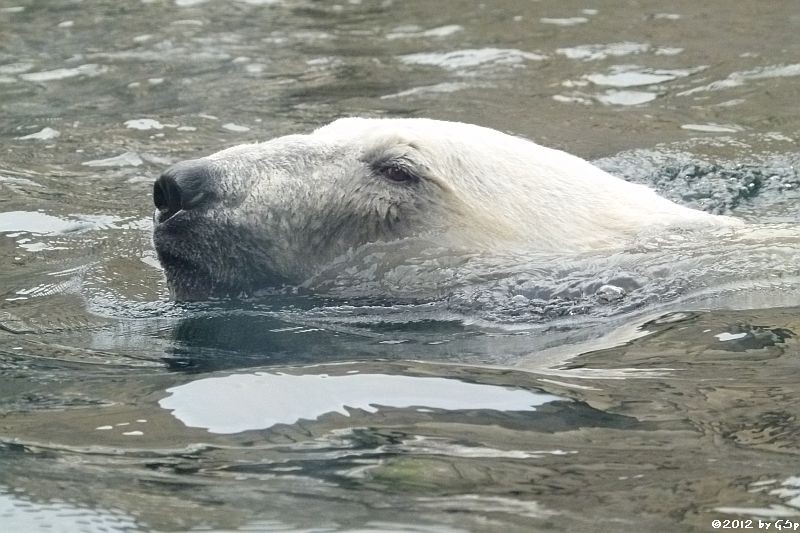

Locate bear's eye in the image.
[379,164,419,184]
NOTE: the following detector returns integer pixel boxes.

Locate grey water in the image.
[1,1,800,532]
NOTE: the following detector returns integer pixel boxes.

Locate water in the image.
[1,0,799,531]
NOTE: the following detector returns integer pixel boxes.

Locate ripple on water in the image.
[0,489,139,533]
[82,152,144,167]
[583,65,705,87]
[399,48,546,71]
[19,64,108,82]
[0,175,41,187]
[540,17,589,26]
[681,123,744,133]
[0,211,149,255]
[417,495,557,519]
[124,118,164,130]
[556,42,682,61]
[595,90,658,106]
[0,62,34,75]
[680,63,800,95]
[0,211,121,235]
[715,476,800,519]
[16,128,60,141]
[385,24,463,40]
[556,64,706,106]
[381,82,472,100]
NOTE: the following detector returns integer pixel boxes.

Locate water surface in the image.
[1,0,799,531]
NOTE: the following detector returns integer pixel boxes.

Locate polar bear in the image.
[152,118,739,300]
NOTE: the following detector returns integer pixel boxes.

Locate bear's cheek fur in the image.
[153,209,271,295]
[155,141,463,294]
[235,179,451,282]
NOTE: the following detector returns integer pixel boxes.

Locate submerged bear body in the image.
[152,118,738,300]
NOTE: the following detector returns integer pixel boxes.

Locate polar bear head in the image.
[152,118,726,300]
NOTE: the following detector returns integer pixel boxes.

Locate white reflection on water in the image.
[596,89,658,106]
[540,17,589,26]
[556,42,681,61]
[385,24,463,40]
[584,65,704,87]
[418,495,557,519]
[681,123,744,133]
[0,211,120,235]
[680,63,800,95]
[160,372,562,434]
[82,152,144,167]
[399,48,546,70]
[17,127,60,140]
[19,63,108,82]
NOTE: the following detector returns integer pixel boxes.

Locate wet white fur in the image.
[310,118,737,250]
[162,117,740,293]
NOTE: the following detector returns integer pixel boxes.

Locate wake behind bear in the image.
[152,118,741,301]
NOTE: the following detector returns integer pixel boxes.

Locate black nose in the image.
[154,159,215,223]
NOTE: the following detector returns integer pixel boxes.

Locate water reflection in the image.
[0,211,120,235]
[160,371,563,433]
[0,488,139,533]
[716,475,800,518]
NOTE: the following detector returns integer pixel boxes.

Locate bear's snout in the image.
[154,159,217,224]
